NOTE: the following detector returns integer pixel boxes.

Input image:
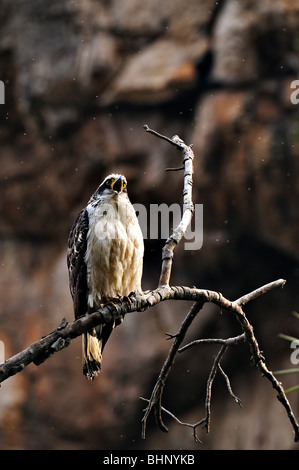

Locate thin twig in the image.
[218,364,243,407]
[143,124,183,149]
[165,166,184,172]
[179,336,243,434]
[178,333,245,352]
[204,345,228,432]
[233,279,286,306]
[140,397,204,444]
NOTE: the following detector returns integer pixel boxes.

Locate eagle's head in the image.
[89,174,128,205]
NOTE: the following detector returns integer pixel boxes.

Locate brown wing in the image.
[67,208,89,319]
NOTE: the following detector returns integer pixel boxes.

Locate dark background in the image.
[0,0,299,450]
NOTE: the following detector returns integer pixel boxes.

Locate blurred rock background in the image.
[0,0,299,450]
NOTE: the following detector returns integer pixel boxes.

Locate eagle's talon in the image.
[106,299,119,309]
[128,290,142,301]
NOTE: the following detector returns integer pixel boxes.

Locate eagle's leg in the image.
[105,296,124,326]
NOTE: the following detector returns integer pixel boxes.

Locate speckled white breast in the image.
[85,193,144,309]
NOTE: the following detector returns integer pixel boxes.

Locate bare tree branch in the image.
[140,397,204,444]
[178,333,245,352]
[218,364,243,407]
[139,126,298,444]
[139,280,299,443]
[141,300,205,438]
[143,124,194,287]
[204,344,228,433]
[0,282,286,385]
[0,125,298,447]
[179,335,244,433]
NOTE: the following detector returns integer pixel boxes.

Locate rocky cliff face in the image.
[0,0,299,450]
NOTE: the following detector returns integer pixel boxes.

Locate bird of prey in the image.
[67,174,144,380]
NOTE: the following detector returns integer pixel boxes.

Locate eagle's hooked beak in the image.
[112,176,126,193]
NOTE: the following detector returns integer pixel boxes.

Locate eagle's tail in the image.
[82,323,115,381]
[82,330,102,380]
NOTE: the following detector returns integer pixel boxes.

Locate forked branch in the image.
[0,126,298,446]
[140,126,299,444]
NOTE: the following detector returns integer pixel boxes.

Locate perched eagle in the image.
[67,174,144,380]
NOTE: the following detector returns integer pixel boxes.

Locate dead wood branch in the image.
[143,125,194,287]
[140,126,299,444]
[0,126,298,447]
